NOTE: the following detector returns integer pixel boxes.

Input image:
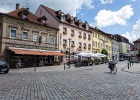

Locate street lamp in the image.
[34,41,37,72]
[68,38,71,68]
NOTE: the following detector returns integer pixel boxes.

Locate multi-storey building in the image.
[90,27,112,58]
[107,34,119,61]
[35,5,92,56]
[0,4,65,67]
[114,34,130,60]
[133,38,140,55]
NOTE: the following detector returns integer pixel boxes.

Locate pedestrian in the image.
[17,58,21,69]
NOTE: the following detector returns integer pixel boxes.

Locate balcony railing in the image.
[63,44,67,46]
[71,44,75,47]
[79,46,82,48]
[71,33,75,36]
[79,35,82,38]
[83,36,87,39]
[63,32,67,34]
[88,37,91,40]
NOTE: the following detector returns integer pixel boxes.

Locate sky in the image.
[0,0,140,43]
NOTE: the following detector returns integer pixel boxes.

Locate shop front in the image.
[8,47,65,68]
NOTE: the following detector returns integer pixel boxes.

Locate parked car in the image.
[119,57,124,61]
[0,60,9,73]
[130,57,138,63]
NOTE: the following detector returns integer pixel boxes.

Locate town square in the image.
[0,0,140,100]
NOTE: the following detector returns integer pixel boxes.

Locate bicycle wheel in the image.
[112,67,117,74]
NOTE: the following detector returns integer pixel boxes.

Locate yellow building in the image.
[90,27,112,58]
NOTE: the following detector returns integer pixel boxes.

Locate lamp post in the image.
[34,41,37,72]
[68,38,71,68]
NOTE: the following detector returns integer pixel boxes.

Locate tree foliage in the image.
[101,49,108,55]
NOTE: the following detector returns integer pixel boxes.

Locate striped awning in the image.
[10,48,66,56]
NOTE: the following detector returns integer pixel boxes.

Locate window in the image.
[79,32,81,36]
[42,35,47,43]
[96,42,97,47]
[71,41,74,45]
[50,36,55,44]
[98,42,100,48]
[33,33,38,42]
[88,44,91,47]
[84,43,86,47]
[93,33,94,37]
[79,42,82,46]
[71,19,74,25]
[71,30,74,34]
[61,15,64,21]
[95,34,97,38]
[88,35,90,38]
[10,29,16,39]
[22,32,27,40]
[23,14,28,19]
[63,39,67,44]
[84,33,86,37]
[98,35,99,39]
[93,41,94,47]
[63,27,67,32]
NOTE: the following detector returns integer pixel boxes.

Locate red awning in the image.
[10,48,65,56]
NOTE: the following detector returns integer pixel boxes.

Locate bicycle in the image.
[108,62,117,74]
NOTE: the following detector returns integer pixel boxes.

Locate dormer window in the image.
[23,14,28,19]
[86,24,88,30]
[61,16,64,21]
[70,17,74,25]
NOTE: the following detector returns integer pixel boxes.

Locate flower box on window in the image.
[71,33,75,36]
[79,35,82,38]
[71,44,75,47]
[83,36,87,39]
[88,47,91,49]
[84,46,87,49]
[79,46,82,48]
[88,37,91,40]
[63,32,67,34]
[63,44,67,46]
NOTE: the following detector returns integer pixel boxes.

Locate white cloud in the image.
[122,19,140,43]
[93,5,134,28]
[100,0,113,4]
[0,0,94,16]
[130,0,137,2]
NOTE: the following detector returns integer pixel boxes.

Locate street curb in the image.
[121,66,140,74]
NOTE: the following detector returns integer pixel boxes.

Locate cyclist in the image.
[108,58,116,71]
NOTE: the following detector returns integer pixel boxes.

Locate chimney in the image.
[16,3,19,10]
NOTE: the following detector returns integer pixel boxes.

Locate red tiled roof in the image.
[133,38,140,43]
[6,8,58,29]
[41,5,92,33]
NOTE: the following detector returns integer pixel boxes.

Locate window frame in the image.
[10,29,16,39]
[42,35,47,43]
[50,36,55,44]
[22,31,28,40]
[33,33,38,42]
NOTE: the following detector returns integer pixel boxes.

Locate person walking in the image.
[16,58,21,69]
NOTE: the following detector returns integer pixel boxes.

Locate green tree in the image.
[138,49,140,57]
[101,49,108,55]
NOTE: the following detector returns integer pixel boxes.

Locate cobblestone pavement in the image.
[1,61,140,100]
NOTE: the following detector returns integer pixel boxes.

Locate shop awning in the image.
[9,48,65,56]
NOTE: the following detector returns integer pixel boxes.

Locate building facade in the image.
[35,5,92,57]
[90,27,112,58]
[114,34,130,60]
[107,34,119,61]
[0,4,65,67]
[133,38,140,55]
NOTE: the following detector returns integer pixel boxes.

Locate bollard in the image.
[132,62,133,66]
[64,63,65,70]
[128,62,129,69]
[130,61,131,67]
